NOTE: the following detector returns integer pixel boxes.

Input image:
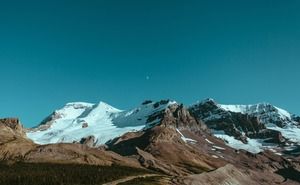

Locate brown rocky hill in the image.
[0,118,36,161]
[108,104,300,184]
[0,118,140,168]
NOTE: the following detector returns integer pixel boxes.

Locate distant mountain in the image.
[189,98,300,154]
[27,100,177,146]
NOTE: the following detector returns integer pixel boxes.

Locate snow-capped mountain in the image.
[27,98,300,155]
[27,100,176,146]
[4,103,299,185]
[219,102,294,126]
[189,98,300,154]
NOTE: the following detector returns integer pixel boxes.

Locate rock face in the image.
[189,98,298,128]
[0,118,25,137]
[108,104,225,175]
[294,116,300,124]
[79,135,95,147]
[192,106,284,143]
[0,118,36,161]
[162,103,208,132]
[189,99,298,153]
[82,122,88,128]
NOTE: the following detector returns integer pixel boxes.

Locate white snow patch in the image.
[266,125,300,143]
[219,103,293,122]
[211,155,219,159]
[176,129,197,143]
[274,106,291,119]
[205,138,214,144]
[212,145,226,150]
[219,104,247,113]
[213,130,264,154]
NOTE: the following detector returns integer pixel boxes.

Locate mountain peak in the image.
[189,99,300,153]
[65,102,94,107]
[198,98,217,105]
[95,101,121,112]
[218,102,292,120]
[27,99,178,146]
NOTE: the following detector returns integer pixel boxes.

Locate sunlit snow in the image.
[176,129,197,143]
[27,101,177,146]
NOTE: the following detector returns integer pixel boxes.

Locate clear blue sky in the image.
[1,0,300,127]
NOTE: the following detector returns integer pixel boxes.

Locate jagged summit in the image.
[189,99,300,153]
[193,98,295,124]
[219,103,292,120]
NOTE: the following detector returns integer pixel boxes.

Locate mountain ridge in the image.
[1,99,300,184]
[26,98,300,155]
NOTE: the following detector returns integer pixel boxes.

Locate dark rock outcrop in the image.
[79,135,95,147]
[189,99,287,144]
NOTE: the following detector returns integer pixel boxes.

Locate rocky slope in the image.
[108,103,225,176]
[0,118,141,168]
[0,118,36,161]
[108,103,300,184]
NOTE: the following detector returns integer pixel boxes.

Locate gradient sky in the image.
[1,0,300,127]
